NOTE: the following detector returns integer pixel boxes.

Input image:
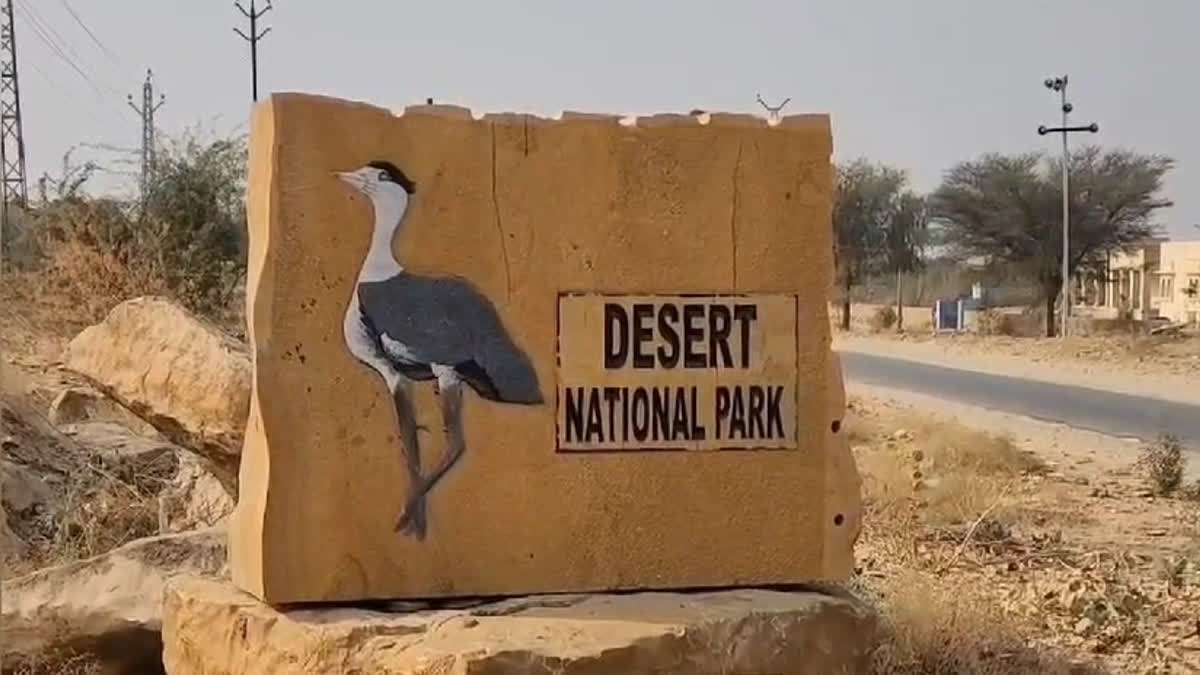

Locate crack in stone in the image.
[489,123,513,296]
[730,140,744,288]
[490,123,514,298]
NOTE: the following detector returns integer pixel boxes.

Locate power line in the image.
[56,0,127,76]
[14,2,117,99]
[12,0,134,135]
[24,57,115,129]
[14,0,127,105]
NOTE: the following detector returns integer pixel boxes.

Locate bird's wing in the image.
[357,275,542,403]
[357,275,503,365]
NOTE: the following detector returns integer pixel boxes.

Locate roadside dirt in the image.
[851,386,1200,673]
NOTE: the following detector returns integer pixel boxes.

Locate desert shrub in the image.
[1136,434,1186,496]
[870,305,898,332]
[974,309,1017,336]
[1180,480,1200,502]
[20,129,247,330]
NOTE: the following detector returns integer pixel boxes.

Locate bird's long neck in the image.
[359,204,405,282]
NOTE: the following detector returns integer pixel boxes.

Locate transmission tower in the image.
[0,0,28,270]
[127,69,165,200]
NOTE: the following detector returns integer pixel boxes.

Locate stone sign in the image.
[230,93,862,604]
[557,294,798,451]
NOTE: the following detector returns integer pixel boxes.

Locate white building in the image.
[1075,239,1200,325]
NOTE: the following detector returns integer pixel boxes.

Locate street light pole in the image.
[1038,75,1098,338]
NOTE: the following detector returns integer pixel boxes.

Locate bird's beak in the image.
[334,171,361,190]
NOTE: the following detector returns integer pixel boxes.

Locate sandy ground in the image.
[849,383,1153,473]
[838,334,1200,407]
[849,384,1200,672]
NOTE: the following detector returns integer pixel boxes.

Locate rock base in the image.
[163,578,876,675]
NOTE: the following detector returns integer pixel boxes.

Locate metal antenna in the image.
[0,0,28,273]
[756,93,791,123]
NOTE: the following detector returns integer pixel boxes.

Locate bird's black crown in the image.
[367,160,416,195]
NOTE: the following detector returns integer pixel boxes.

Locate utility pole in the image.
[1038,75,1098,339]
[234,0,272,102]
[0,0,28,273]
[128,69,165,202]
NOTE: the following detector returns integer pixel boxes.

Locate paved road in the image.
[839,350,1200,445]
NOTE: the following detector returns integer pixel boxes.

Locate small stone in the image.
[892,429,911,441]
[911,449,924,462]
[1074,617,1094,635]
[1146,528,1167,537]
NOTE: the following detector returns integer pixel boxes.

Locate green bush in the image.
[22,129,247,331]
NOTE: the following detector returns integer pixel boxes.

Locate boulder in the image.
[48,385,162,437]
[164,454,236,531]
[1,458,58,563]
[2,528,227,675]
[163,579,876,675]
[60,421,180,482]
[63,297,250,493]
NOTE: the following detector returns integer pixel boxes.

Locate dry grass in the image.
[849,398,1200,673]
[3,650,106,675]
[848,402,1138,673]
[870,572,1101,675]
[856,415,1046,530]
[975,309,1019,336]
[1,388,173,579]
[12,197,246,338]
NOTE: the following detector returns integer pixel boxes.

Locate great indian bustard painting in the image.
[336,160,543,541]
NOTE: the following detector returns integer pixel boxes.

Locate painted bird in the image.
[336,160,543,540]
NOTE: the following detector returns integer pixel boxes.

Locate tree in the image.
[928,147,1173,337]
[141,129,249,315]
[882,191,927,331]
[832,159,908,330]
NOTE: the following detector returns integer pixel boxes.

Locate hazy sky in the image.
[17,0,1199,239]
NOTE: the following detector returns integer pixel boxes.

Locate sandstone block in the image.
[2,528,227,674]
[163,577,877,675]
[63,297,251,492]
[232,93,861,603]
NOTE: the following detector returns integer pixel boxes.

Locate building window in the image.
[1157,275,1174,300]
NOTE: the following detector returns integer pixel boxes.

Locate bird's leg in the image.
[422,378,467,495]
[395,375,467,532]
[391,381,427,540]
